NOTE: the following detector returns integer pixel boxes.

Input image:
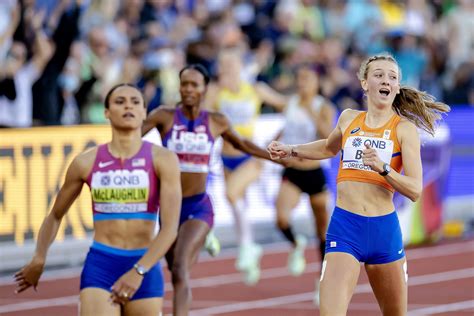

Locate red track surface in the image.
[1,238,473,315]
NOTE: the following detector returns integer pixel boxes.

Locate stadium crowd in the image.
[0,0,472,128]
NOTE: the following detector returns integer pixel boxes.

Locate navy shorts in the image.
[282,167,327,195]
[80,241,164,299]
[222,154,252,171]
[180,193,214,228]
[325,207,405,264]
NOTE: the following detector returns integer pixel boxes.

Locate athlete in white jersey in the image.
[275,65,335,304]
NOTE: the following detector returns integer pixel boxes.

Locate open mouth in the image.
[379,88,390,97]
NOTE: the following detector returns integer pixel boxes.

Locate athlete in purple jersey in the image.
[142,64,282,315]
[14,84,181,316]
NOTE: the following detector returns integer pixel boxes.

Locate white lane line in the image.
[0,240,473,313]
[1,239,472,287]
[189,264,320,288]
[189,268,474,315]
[0,296,78,313]
[407,300,474,315]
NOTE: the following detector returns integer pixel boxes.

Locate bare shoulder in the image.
[208,110,228,125]
[396,118,419,141]
[151,144,179,168]
[151,106,176,117]
[338,109,361,130]
[339,108,361,121]
[71,146,98,179]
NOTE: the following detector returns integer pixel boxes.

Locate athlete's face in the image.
[361,60,400,107]
[105,86,146,130]
[296,67,318,97]
[218,54,241,81]
[179,69,206,107]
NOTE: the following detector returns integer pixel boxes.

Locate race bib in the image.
[342,136,394,171]
[91,169,149,213]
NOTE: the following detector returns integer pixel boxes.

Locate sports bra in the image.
[337,111,403,192]
[86,142,159,221]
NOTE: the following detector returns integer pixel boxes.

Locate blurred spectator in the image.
[443,62,474,106]
[289,0,325,41]
[0,3,53,128]
[0,0,472,128]
[385,31,427,88]
[32,0,83,126]
[438,0,474,72]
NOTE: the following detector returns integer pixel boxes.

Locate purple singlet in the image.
[162,107,215,173]
[86,141,159,221]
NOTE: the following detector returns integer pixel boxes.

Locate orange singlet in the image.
[337,111,403,192]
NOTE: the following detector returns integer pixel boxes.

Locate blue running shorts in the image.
[221,154,252,171]
[325,207,405,264]
[80,241,164,299]
[179,193,214,228]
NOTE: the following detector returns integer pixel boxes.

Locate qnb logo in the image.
[352,137,363,147]
[364,139,386,149]
[112,175,140,185]
[101,176,111,186]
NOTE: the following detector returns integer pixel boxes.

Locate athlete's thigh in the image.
[365,258,407,315]
[79,288,120,316]
[309,191,330,234]
[225,159,262,195]
[174,219,210,266]
[124,297,163,316]
[275,181,301,220]
[309,190,329,214]
[319,252,361,316]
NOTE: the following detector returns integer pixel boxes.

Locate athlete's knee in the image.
[170,261,189,285]
[226,191,239,206]
[276,216,289,230]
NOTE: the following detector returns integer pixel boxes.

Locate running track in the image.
[0,238,473,315]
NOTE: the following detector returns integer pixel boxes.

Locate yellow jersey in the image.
[215,82,261,138]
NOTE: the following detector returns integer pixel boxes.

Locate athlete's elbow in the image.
[324,147,338,158]
[169,229,178,244]
[408,187,422,202]
[324,142,339,158]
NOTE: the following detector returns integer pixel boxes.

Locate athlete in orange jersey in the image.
[268,53,450,315]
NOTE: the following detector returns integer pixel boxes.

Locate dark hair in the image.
[358,53,450,136]
[179,64,210,85]
[104,83,145,109]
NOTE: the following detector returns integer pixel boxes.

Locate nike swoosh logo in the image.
[98,161,114,168]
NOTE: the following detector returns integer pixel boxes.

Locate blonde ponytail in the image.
[393,86,450,136]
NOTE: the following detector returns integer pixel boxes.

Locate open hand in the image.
[14,257,45,294]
